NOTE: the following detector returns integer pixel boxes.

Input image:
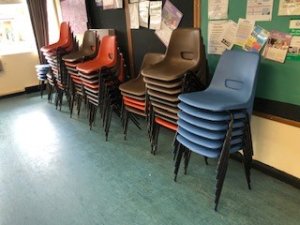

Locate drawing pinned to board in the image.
[155,0,183,46]
[287,19,300,60]
[208,0,228,20]
[243,26,270,53]
[278,0,300,16]
[262,30,292,63]
[246,0,273,21]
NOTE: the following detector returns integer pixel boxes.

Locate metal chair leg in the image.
[184,149,192,175]
[123,110,129,140]
[204,157,209,165]
[151,123,160,155]
[214,113,233,211]
[174,143,184,182]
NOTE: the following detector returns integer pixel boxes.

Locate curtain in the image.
[26,0,49,64]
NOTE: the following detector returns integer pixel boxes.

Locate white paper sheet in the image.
[103,0,123,10]
[235,18,255,47]
[139,1,150,28]
[149,1,162,30]
[155,22,173,46]
[129,3,139,29]
[208,0,229,20]
[219,20,238,50]
[208,20,228,55]
[278,0,300,16]
[246,0,273,21]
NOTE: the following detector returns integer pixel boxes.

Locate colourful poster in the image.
[244,26,270,52]
[262,30,292,63]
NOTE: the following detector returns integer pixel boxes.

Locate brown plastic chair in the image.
[62,30,98,117]
[40,22,76,108]
[119,53,164,140]
[63,30,97,63]
[141,28,208,154]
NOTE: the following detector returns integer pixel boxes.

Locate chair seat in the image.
[178,120,244,140]
[154,107,178,120]
[148,89,179,103]
[144,77,182,88]
[178,111,245,131]
[125,106,146,116]
[179,90,249,112]
[178,126,243,149]
[178,102,246,121]
[177,134,242,158]
[121,92,145,101]
[151,101,178,114]
[146,83,182,95]
[155,117,177,131]
[150,96,178,108]
[119,76,145,96]
[142,59,196,81]
[62,49,94,63]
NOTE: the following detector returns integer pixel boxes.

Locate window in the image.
[0,1,36,55]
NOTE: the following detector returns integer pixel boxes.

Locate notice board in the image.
[201,0,300,121]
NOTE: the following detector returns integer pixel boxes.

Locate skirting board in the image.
[231,153,300,190]
[0,85,42,100]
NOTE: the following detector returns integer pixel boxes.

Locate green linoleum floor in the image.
[0,93,299,225]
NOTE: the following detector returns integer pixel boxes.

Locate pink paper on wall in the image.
[60,0,88,35]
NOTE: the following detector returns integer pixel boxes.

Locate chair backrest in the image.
[80,30,97,55]
[58,22,71,45]
[165,28,202,70]
[140,53,165,72]
[95,35,117,67]
[210,50,260,114]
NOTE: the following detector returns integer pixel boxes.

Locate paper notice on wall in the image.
[129,3,139,29]
[246,0,273,21]
[287,19,300,60]
[208,0,229,20]
[219,20,237,50]
[262,30,292,63]
[243,26,269,52]
[235,18,255,47]
[155,0,183,46]
[95,0,103,6]
[139,1,150,28]
[278,0,300,16]
[149,1,162,30]
[103,0,123,10]
[208,20,228,55]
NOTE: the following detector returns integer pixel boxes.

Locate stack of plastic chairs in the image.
[141,28,208,154]
[40,22,75,107]
[173,50,260,210]
[35,64,51,97]
[62,30,98,117]
[76,35,125,139]
[119,53,164,140]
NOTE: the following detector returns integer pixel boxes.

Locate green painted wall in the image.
[201,0,300,106]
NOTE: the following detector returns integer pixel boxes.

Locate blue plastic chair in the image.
[173,50,260,210]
